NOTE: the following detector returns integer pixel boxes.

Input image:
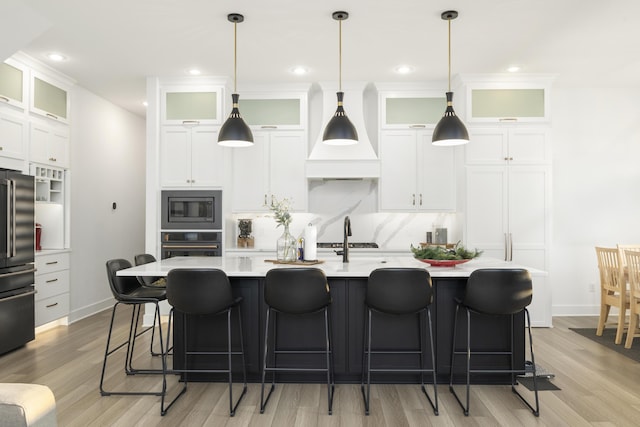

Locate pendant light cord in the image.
[233,21,237,93]
[338,18,342,92]
[447,17,451,92]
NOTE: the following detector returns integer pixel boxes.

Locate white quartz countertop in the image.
[117,255,546,278]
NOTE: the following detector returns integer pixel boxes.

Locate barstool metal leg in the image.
[449,303,470,416]
[422,307,438,415]
[511,309,540,416]
[324,307,335,415]
[360,308,372,415]
[260,307,274,413]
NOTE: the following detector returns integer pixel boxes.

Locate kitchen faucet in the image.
[339,216,352,263]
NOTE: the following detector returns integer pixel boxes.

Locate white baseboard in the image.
[67,298,114,324]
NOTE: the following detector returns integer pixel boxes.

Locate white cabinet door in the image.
[190,127,223,187]
[508,166,549,250]
[417,131,456,211]
[29,122,69,168]
[379,130,417,210]
[465,165,508,258]
[231,132,269,211]
[380,129,456,211]
[0,111,27,160]
[466,127,549,165]
[231,130,307,212]
[161,127,191,187]
[161,125,223,187]
[269,131,307,209]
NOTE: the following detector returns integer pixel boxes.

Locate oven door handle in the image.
[161,244,219,249]
[1,289,36,302]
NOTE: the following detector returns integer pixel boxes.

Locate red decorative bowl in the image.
[416,258,471,267]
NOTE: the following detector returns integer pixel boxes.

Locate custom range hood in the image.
[306,82,380,179]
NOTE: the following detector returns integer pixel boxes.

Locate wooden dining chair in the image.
[624,250,640,349]
[595,247,629,344]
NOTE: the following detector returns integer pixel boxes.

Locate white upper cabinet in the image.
[0,111,27,160]
[379,129,456,211]
[465,127,550,165]
[461,75,555,123]
[160,124,224,187]
[29,121,70,168]
[161,85,223,125]
[30,70,70,124]
[239,90,308,130]
[231,130,307,212]
[379,90,446,129]
[0,59,28,110]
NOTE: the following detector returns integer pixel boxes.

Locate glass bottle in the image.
[277,224,297,262]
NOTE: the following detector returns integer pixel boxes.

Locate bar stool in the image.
[449,268,539,416]
[260,268,334,415]
[162,268,247,416]
[361,268,438,416]
[134,253,166,288]
[100,259,167,397]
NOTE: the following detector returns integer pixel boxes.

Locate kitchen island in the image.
[118,255,543,383]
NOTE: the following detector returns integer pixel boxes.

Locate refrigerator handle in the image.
[504,233,508,261]
[10,179,16,258]
[509,233,513,262]
[3,179,10,258]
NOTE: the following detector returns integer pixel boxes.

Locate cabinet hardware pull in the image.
[509,157,514,161]
[261,125,278,129]
[46,113,59,120]
[0,95,9,103]
[46,261,59,265]
[162,244,219,249]
[409,124,426,128]
[420,194,423,205]
[49,158,57,162]
[182,120,200,125]
[46,278,59,283]
[264,194,267,205]
[46,302,59,308]
[499,117,518,122]
[0,147,3,151]
[412,194,416,206]
[509,233,513,261]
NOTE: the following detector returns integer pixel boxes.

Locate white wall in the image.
[68,86,146,321]
[550,87,640,315]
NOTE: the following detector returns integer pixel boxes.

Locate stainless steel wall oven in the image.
[161,232,222,259]
[161,190,222,230]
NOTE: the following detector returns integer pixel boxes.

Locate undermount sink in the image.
[317,242,379,249]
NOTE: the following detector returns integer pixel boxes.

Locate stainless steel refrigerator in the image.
[0,169,36,355]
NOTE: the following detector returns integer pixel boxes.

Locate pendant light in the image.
[322,11,358,146]
[218,13,254,147]
[432,10,469,146]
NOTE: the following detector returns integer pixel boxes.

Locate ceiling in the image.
[5,0,640,117]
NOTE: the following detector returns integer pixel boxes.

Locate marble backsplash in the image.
[226,180,461,252]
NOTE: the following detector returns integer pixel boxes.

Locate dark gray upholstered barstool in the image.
[449,268,539,416]
[261,268,334,415]
[100,259,167,397]
[134,253,165,287]
[361,268,438,416]
[162,268,247,416]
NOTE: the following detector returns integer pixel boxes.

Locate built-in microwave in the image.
[161,190,222,230]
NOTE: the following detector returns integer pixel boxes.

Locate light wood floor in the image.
[1,310,639,426]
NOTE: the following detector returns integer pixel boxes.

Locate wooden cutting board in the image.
[264,259,324,265]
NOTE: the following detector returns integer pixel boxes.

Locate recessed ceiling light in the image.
[291,66,308,75]
[47,53,66,62]
[507,66,521,73]
[394,65,414,74]
[188,68,202,76]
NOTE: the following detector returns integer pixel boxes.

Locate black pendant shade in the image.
[323,91,358,145]
[432,91,469,146]
[432,10,469,146]
[218,13,253,147]
[322,11,358,146]
[218,93,253,147]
